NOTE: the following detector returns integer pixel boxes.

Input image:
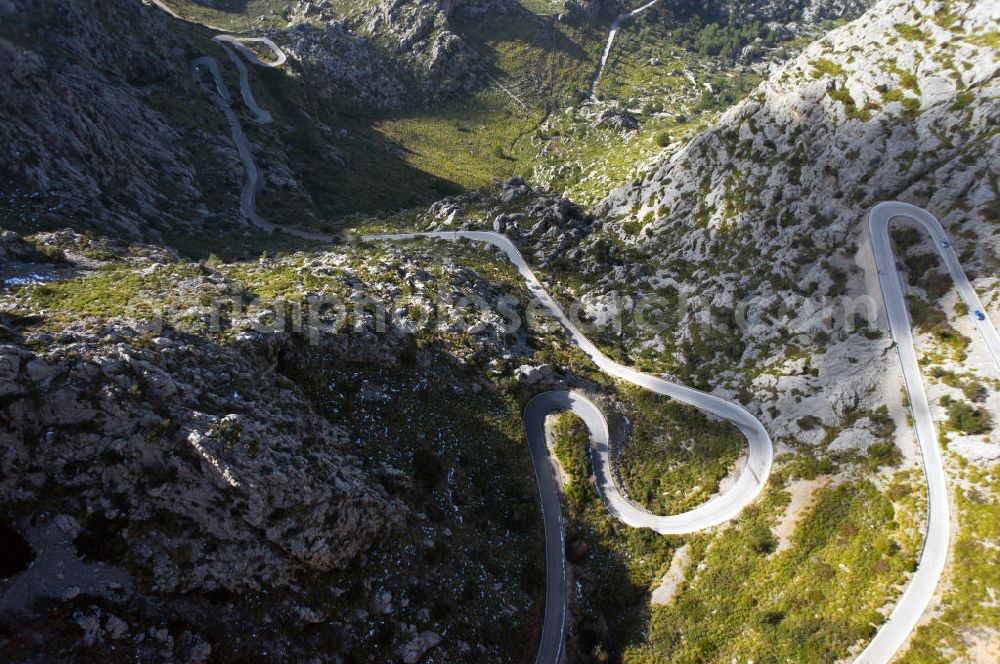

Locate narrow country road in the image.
[187,34,333,242]
[213,34,287,68]
[147,4,1000,662]
[521,393,571,664]
[857,202,1000,663]
[214,35,286,124]
[522,389,762,664]
[190,55,274,233]
[589,0,665,99]
[363,230,774,664]
[366,202,1000,664]
[150,0,332,240]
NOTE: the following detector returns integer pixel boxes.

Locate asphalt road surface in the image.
[857,202,1000,663]
[214,35,286,124]
[368,206,1000,664]
[150,3,999,657]
[364,230,774,663]
[186,34,332,241]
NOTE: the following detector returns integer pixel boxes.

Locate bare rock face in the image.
[398,630,443,663]
[0,0,209,239]
[593,107,640,132]
[364,0,489,96]
[0,325,403,595]
[284,0,502,106]
[421,178,596,271]
[799,0,868,24]
[514,363,558,385]
[284,19,406,109]
[0,231,37,264]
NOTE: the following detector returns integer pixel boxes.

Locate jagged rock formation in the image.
[0,230,41,264]
[284,19,407,108]
[415,176,598,270]
[283,0,506,106]
[2,325,402,581]
[0,323,406,660]
[364,0,488,95]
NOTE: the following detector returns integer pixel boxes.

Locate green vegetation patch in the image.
[894,24,933,44]
[941,394,992,435]
[550,400,921,664]
[551,411,676,663]
[630,481,918,663]
[900,460,1000,662]
[375,100,543,191]
[811,57,845,78]
[615,386,744,514]
[5,264,205,329]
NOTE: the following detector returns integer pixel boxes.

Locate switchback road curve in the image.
[149,3,997,659]
[190,41,332,241]
[190,54,276,234]
[213,35,286,124]
[367,204,1000,664]
[363,230,774,663]
[857,202,1000,663]
[163,4,333,241]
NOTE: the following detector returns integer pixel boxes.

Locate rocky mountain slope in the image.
[0,0,469,245]
[0,229,549,662]
[544,0,998,658]
[2,0,998,661]
[568,0,1000,452]
[0,0,227,240]
[0,0,881,246]
[218,0,509,108]
[382,7,1000,655]
[0,0,567,245]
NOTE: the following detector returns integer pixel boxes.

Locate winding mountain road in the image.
[148,4,999,661]
[857,202,1000,663]
[189,34,332,241]
[214,35,286,124]
[363,230,774,663]
[190,55,274,233]
[149,0,330,240]
[368,204,1000,664]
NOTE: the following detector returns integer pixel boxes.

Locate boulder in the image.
[398,631,442,663]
